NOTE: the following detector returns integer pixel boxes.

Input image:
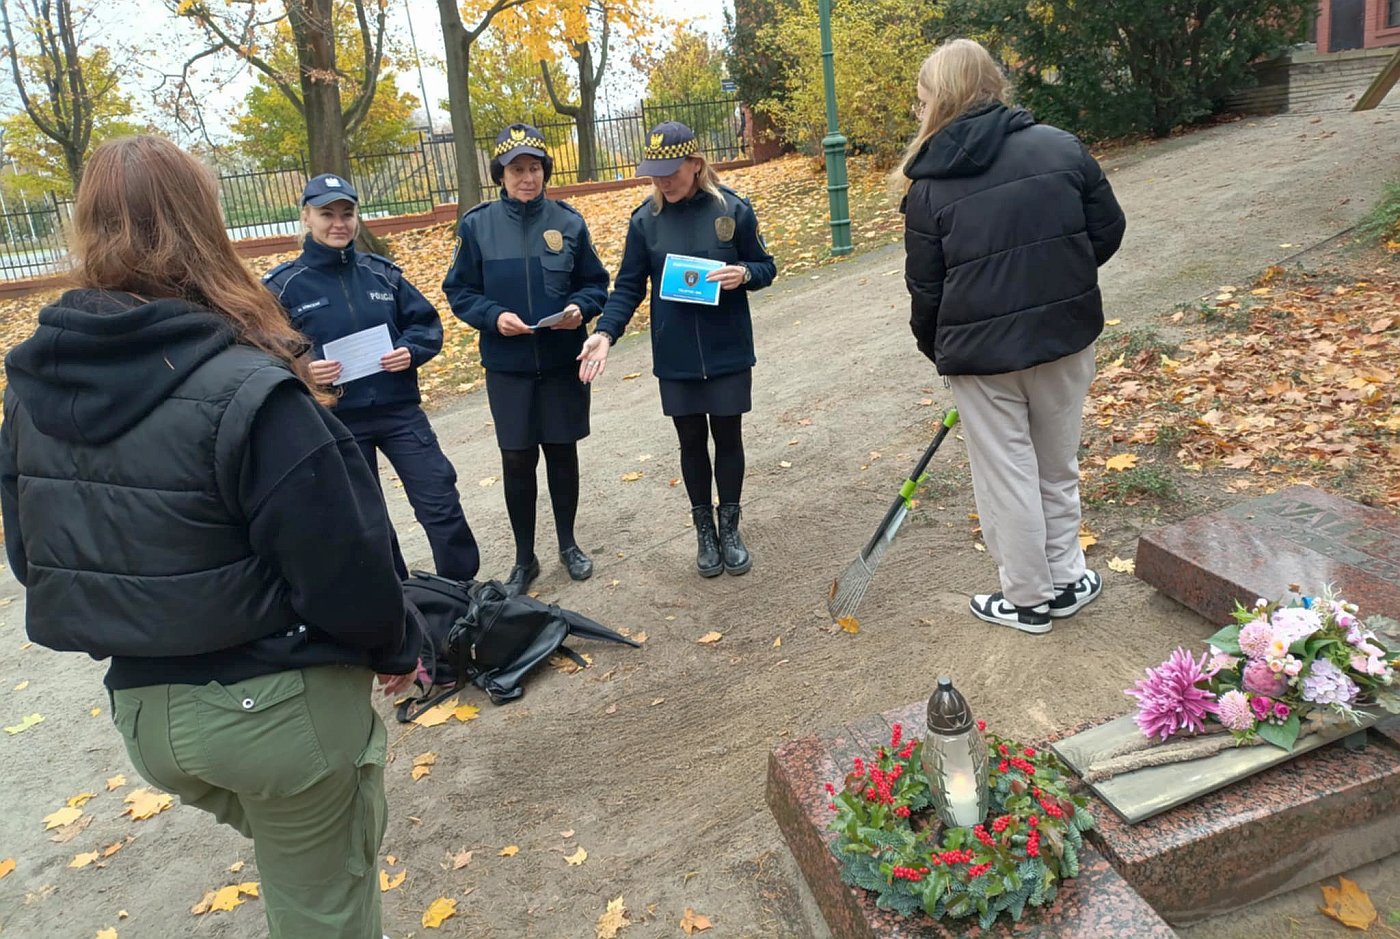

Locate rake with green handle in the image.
[827,408,960,623]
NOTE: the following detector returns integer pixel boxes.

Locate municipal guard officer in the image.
[580,121,776,578]
[265,172,480,583]
[443,124,610,597]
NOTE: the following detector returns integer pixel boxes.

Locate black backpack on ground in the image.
[396,571,640,722]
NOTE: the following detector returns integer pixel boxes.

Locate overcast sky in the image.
[6,0,734,142]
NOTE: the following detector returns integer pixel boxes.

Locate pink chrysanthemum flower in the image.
[1215,690,1255,732]
[1126,648,1218,741]
[1238,619,1274,658]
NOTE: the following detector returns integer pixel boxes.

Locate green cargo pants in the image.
[112,665,387,939]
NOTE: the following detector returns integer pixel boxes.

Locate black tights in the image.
[672,414,745,509]
[500,443,580,565]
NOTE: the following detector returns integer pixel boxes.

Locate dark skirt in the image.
[485,367,591,450]
[658,368,752,417]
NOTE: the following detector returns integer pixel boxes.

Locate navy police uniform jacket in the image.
[263,237,443,412]
[442,192,611,374]
[595,185,775,381]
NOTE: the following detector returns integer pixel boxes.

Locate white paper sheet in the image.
[321,324,393,385]
[530,310,568,330]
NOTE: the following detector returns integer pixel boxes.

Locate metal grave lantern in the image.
[921,677,990,828]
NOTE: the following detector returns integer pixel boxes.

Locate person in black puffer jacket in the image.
[443,124,611,596]
[900,39,1126,635]
[0,135,419,938]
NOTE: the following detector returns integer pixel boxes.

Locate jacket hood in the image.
[905,103,1036,180]
[5,289,236,444]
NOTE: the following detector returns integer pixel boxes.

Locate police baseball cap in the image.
[301,173,359,207]
[637,121,698,178]
[493,124,549,167]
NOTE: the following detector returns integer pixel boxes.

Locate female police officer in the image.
[443,124,610,596]
[264,173,481,584]
[580,121,775,578]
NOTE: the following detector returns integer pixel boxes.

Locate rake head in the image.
[827,539,891,622]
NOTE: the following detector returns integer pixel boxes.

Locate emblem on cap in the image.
[326,177,341,188]
[715,217,736,242]
[650,132,665,148]
[510,127,526,141]
[543,229,563,252]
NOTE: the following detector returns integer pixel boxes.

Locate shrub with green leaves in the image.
[943,0,1314,140]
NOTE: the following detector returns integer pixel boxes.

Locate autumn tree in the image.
[465,35,561,135]
[756,0,943,163]
[500,0,666,184]
[232,19,418,170]
[168,0,388,179]
[0,0,138,189]
[643,29,726,137]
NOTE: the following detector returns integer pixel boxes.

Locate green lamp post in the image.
[817,0,853,256]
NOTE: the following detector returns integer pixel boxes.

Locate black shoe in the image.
[503,556,540,596]
[1048,571,1103,619]
[716,503,752,575]
[969,592,1052,634]
[559,545,593,581]
[692,506,723,578]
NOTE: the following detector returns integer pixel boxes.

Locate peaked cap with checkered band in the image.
[636,121,699,178]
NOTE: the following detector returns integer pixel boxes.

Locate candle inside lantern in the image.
[931,737,984,826]
[922,677,990,829]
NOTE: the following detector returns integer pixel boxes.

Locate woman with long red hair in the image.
[0,135,416,938]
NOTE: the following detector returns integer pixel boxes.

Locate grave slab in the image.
[1085,716,1400,925]
[1134,485,1400,626]
[766,701,1178,938]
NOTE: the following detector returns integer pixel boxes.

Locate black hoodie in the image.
[0,289,418,688]
[902,103,1126,376]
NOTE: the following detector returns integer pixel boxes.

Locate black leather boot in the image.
[559,545,593,581]
[503,555,540,596]
[691,506,723,577]
[717,503,751,575]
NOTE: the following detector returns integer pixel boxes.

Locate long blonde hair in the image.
[890,39,1010,193]
[71,136,331,405]
[650,153,726,214]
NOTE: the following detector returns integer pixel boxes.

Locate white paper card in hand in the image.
[531,310,568,330]
[321,324,393,385]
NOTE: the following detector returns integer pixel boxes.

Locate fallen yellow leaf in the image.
[498,844,519,857]
[422,896,458,928]
[680,906,714,934]
[451,849,473,870]
[1108,556,1136,574]
[1079,528,1098,551]
[1318,876,1376,930]
[13,680,28,691]
[478,475,498,487]
[412,698,459,727]
[105,774,126,791]
[697,631,723,644]
[90,707,102,717]
[380,869,407,892]
[96,929,118,939]
[43,806,83,830]
[102,839,130,858]
[0,858,14,879]
[411,765,432,781]
[237,882,259,898]
[453,703,480,722]
[622,372,641,380]
[411,751,437,781]
[208,884,245,913]
[67,792,96,809]
[123,789,173,821]
[69,851,100,869]
[1105,453,1138,471]
[773,637,781,648]
[565,846,588,866]
[596,895,629,938]
[5,713,43,734]
[190,891,216,915]
[837,616,860,634]
[1104,318,1121,326]
[621,470,644,482]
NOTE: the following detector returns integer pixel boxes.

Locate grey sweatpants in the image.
[947,344,1096,608]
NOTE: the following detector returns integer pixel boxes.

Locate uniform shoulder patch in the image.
[260,260,296,284]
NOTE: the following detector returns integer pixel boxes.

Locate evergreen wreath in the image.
[826,721,1094,929]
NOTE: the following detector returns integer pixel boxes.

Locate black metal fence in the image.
[0,95,743,283]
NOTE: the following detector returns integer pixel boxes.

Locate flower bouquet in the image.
[1126,590,1399,756]
[827,722,1093,929]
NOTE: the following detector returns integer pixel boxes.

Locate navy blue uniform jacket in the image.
[263,237,443,412]
[442,192,611,374]
[595,185,776,381]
